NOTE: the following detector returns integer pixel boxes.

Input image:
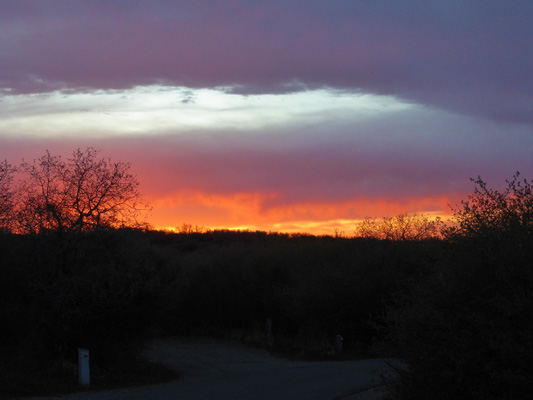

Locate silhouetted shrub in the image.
[386,174,533,399]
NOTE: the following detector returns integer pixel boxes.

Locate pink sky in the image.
[1,1,532,234]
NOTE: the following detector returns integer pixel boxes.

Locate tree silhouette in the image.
[14,148,149,233]
[0,159,15,231]
[444,172,533,243]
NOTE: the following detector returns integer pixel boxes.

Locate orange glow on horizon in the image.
[146,190,458,236]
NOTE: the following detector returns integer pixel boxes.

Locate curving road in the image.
[25,337,396,400]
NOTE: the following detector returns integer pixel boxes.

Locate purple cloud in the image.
[1,1,533,123]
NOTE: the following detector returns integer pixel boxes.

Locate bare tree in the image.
[15,148,150,233]
[356,213,441,240]
[0,159,15,232]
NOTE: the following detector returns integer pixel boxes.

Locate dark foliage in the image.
[386,173,533,399]
[1,227,442,397]
[0,229,164,396]
[151,231,439,356]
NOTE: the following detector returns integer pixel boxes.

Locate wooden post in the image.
[78,348,90,387]
[266,318,273,341]
[335,335,343,354]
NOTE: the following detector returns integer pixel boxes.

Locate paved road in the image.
[26,337,396,400]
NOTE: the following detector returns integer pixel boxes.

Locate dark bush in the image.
[386,174,533,399]
[1,231,161,369]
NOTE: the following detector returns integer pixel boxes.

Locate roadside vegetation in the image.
[384,173,533,400]
[1,151,531,399]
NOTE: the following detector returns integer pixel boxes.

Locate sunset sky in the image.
[1,1,532,234]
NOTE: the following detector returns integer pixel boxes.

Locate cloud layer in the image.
[2,1,533,123]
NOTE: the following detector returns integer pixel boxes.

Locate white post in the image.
[78,348,90,388]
